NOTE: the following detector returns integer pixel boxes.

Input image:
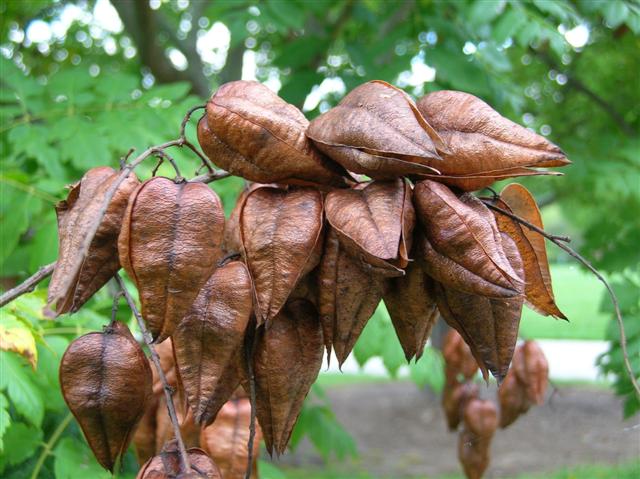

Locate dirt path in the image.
[276,382,640,477]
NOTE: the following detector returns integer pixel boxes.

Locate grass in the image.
[518,263,610,341]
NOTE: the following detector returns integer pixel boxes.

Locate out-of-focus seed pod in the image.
[307,80,446,179]
[47,167,139,316]
[200,81,347,188]
[414,180,523,298]
[318,228,384,365]
[118,177,225,342]
[137,440,222,479]
[442,382,479,431]
[250,298,324,456]
[512,340,549,405]
[325,179,414,275]
[173,261,253,425]
[498,369,530,428]
[458,398,498,479]
[60,321,152,472]
[200,397,263,479]
[154,395,201,452]
[240,186,323,325]
[442,329,479,382]
[416,90,570,191]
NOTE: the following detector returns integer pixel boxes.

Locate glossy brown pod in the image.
[318,228,385,365]
[458,398,498,479]
[137,440,222,479]
[414,180,523,298]
[201,81,346,187]
[250,298,324,456]
[416,90,570,191]
[200,398,262,479]
[512,340,549,405]
[433,234,524,383]
[118,177,225,342]
[325,179,414,275]
[492,184,566,319]
[47,167,139,316]
[442,381,479,431]
[173,261,253,425]
[60,321,152,472]
[240,186,323,325]
[307,80,446,179]
[442,329,479,382]
[498,369,531,428]
[383,256,438,362]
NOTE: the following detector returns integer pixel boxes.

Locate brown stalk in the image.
[0,262,55,307]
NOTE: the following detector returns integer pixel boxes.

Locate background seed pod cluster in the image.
[48,79,568,478]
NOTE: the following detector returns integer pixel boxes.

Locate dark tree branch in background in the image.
[218,44,245,85]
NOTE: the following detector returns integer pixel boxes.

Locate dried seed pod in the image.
[47,167,139,316]
[200,398,263,479]
[132,393,159,465]
[154,395,201,452]
[200,81,347,187]
[307,80,446,178]
[60,321,152,472]
[250,298,324,456]
[240,186,323,325]
[325,179,414,275]
[416,90,570,191]
[383,256,438,362]
[492,184,566,319]
[414,180,523,298]
[442,381,479,431]
[432,234,524,382]
[118,177,225,342]
[512,341,549,405]
[442,329,479,382]
[173,261,253,425]
[458,398,498,479]
[318,228,385,365]
[137,440,222,479]
[498,369,530,428]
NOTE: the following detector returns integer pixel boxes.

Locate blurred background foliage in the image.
[0,0,638,478]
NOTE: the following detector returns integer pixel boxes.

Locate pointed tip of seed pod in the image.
[42,304,58,319]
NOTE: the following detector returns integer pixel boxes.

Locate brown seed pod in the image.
[318,228,385,365]
[512,340,549,405]
[432,234,524,383]
[200,398,263,479]
[154,395,201,452]
[383,255,438,362]
[173,261,253,425]
[458,398,498,479]
[118,177,225,342]
[442,381,479,431]
[497,369,531,428]
[240,185,324,325]
[325,179,414,275]
[307,80,446,179]
[250,298,324,456]
[416,90,570,191]
[46,167,139,316]
[414,180,523,298]
[442,329,479,382]
[137,440,222,479]
[60,321,152,472]
[492,184,566,319]
[132,393,159,465]
[200,81,347,188]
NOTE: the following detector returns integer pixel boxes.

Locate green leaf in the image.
[409,347,445,393]
[467,0,505,26]
[0,351,44,427]
[257,460,287,479]
[0,393,10,451]
[54,437,111,479]
[603,0,630,28]
[33,336,69,412]
[0,422,43,472]
[492,8,527,44]
[28,215,59,272]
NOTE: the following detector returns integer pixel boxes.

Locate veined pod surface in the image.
[47,166,139,316]
[200,81,347,188]
[250,298,324,456]
[416,90,570,191]
[307,80,446,179]
[60,321,152,472]
[137,440,222,479]
[414,180,523,298]
[240,185,323,325]
[173,260,253,425]
[118,177,225,342]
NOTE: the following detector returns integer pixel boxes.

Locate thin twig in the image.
[190,169,231,184]
[114,273,192,473]
[153,149,183,181]
[490,205,640,399]
[179,104,206,139]
[244,327,258,479]
[110,291,123,326]
[0,262,55,307]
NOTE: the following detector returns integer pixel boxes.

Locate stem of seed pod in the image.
[245,326,258,479]
[114,273,192,473]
